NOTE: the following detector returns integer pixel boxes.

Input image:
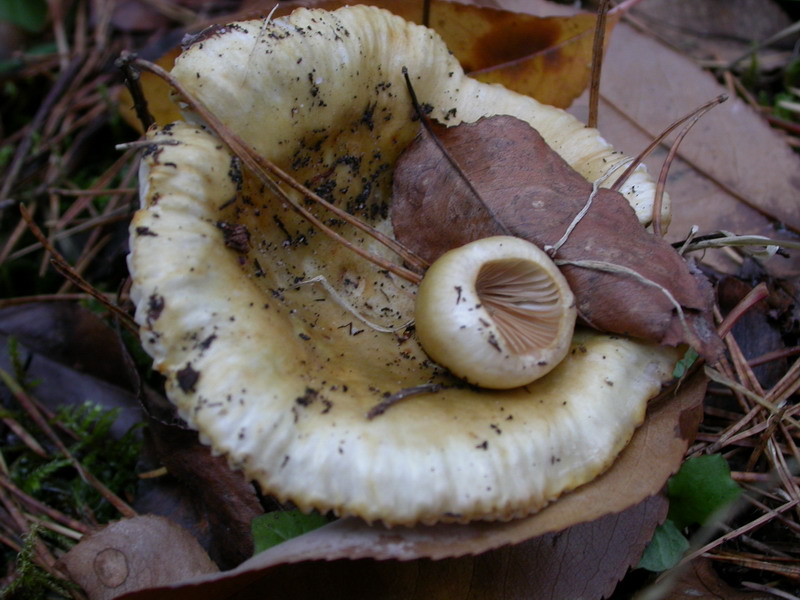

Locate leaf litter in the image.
[1,0,800,598]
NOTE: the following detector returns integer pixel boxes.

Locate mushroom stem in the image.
[132,58,428,283]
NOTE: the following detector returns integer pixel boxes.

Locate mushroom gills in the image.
[415,236,577,389]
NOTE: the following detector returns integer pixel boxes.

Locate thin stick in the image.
[131,56,428,281]
[715,283,769,339]
[23,513,83,541]
[367,383,447,420]
[49,187,137,196]
[749,346,800,367]
[18,204,138,333]
[1,417,47,457]
[0,475,91,535]
[0,203,36,266]
[587,0,610,129]
[115,52,154,131]
[703,367,800,431]
[554,258,691,341]
[741,581,800,600]
[11,208,131,262]
[546,160,630,255]
[679,498,800,567]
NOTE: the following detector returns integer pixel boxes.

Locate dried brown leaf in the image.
[139,403,264,569]
[60,515,218,600]
[0,302,141,435]
[391,115,722,359]
[630,0,793,64]
[117,496,665,600]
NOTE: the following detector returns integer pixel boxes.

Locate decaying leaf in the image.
[142,413,264,569]
[0,302,142,436]
[391,115,723,360]
[59,515,218,600]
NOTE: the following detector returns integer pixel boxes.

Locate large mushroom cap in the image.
[129,6,678,525]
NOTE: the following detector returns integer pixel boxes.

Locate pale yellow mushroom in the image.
[128,6,678,525]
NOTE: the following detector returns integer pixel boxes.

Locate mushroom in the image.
[128,6,679,525]
[415,236,577,389]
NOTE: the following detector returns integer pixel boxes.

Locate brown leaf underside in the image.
[391,115,722,359]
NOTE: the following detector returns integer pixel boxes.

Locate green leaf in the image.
[251,509,329,555]
[0,0,47,32]
[638,519,689,572]
[672,348,699,378]
[668,454,741,529]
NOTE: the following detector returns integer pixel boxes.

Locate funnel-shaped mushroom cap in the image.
[129,6,678,525]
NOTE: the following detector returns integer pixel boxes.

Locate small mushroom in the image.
[416,236,576,389]
[129,6,679,525]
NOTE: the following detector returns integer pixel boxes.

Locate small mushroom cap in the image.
[129,6,678,525]
[416,236,577,389]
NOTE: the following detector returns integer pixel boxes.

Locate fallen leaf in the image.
[398,1,617,108]
[630,0,794,65]
[251,510,330,554]
[638,519,690,572]
[139,398,263,569]
[112,372,707,599]
[0,302,142,437]
[391,115,722,359]
[60,515,218,600]
[667,455,741,529]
